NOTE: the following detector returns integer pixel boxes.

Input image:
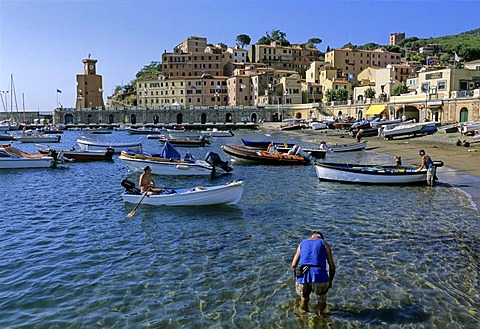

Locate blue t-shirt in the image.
[296,238,329,284]
[424,155,434,169]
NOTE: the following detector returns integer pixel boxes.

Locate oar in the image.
[127,187,150,217]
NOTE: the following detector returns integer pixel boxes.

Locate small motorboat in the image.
[313,161,443,185]
[0,131,15,141]
[0,144,56,169]
[13,132,61,143]
[319,141,367,153]
[121,179,244,206]
[77,138,142,153]
[241,138,295,149]
[222,144,311,165]
[200,128,234,137]
[158,136,210,147]
[37,146,114,162]
[119,141,232,176]
[379,121,437,139]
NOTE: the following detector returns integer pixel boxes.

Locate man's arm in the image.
[291,245,301,271]
[324,241,336,287]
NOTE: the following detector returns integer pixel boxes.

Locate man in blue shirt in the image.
[291,230,336,313]
[416,149,436,186]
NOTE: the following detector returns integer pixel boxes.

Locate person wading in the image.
[416,149,436,186]
[291,230,336,313]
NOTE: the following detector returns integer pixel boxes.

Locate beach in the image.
[261,123,480,210]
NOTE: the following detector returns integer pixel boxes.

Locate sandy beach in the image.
[259,123,480,210]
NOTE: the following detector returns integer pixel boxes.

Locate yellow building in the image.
[324,47,401,80]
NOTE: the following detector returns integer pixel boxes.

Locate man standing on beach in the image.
[291,230,336,314]
[416,149,436,186]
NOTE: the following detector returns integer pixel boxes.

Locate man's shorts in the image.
[427,166,436,184]
[296,282,329,297]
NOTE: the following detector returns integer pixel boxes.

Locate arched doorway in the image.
[338,111,343,117]
[357,110,363,120]
[153,115,159,124]
[225,113,232,123]
[130,114,137,124]
[404,105,420,122]
[201,113,207,124]
[459,108,468,122]
[64,113,74,124]
[176,113,183,124]
[108,114,114,124]
[251,113,257,123]
[295,112,302,119]
[87,114,93,124]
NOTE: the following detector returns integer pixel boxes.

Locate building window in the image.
[421,82,429,93]
[437,80,446,90]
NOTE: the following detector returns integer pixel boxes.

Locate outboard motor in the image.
[105,147,115,161]
[48,149,59,163]
[121,179,141,194]
[205,151,233,173]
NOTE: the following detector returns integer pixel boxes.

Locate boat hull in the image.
[77,139,142,153]
[122,181,244,206]
[14,135,61,143]
[119,154,213,176]
[158,138,209,147]
[0,157,54,169]
[314,163,427,184]
[241,139,295,148]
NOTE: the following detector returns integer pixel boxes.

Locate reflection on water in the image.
[0,130,479,328]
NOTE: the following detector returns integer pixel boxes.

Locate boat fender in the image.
[433,160,444,168]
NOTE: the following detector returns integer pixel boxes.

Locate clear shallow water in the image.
[0,130,479,328]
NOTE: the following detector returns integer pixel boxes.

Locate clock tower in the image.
[76,58,105,108]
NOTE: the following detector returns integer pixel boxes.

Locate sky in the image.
[1,0,479,112]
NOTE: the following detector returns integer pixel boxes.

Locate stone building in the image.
[75,58,105,108]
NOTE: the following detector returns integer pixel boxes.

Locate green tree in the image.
[235,34,251,48]
[257,29,290,46]
[364,87,376,99]
[392,82,408,96]
[325,89,334,102]
[135,61,162,79]
[306,37,322,49]
[335,88,349,101]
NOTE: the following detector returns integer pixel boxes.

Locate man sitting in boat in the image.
[139,166,163,194]
[267,143,279,154]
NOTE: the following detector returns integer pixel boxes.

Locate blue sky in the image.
[1,0,479,112]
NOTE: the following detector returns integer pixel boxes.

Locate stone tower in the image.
[75,58,105,108]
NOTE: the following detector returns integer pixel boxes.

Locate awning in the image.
[365,104,387,115]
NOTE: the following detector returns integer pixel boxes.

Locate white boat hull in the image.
[0,157,55,169]
[314,163,427,184]
[122,181,244,206]
[327,142,367,152]
[77,139,142,153]
[380,122,436,139]
[14,135,61,143]
[119,155,213,176]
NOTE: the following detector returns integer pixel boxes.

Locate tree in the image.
[235,34,251,48]
[257,29,290,46]
[325,89,334,103]
[335,88,349,101]
[364,87,376,99]
[135,61,162,79]
[306,37,322,49]
[392,82,409,96]
[326,45,331,52]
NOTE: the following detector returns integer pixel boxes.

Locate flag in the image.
[144,87,148,92]
[454,53,462,62]
[56,89,62,93]
[240,84,246,89]
[216,84,221,89]
[348,73,354,80]
[307,82,312,87]
[367,70,372,77]
[99,88,103,92]
[190,85,196,90]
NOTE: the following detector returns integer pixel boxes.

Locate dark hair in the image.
[313,230,324,239]
[144,166,151,172]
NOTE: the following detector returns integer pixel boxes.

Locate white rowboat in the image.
[121,181,244,206]
[77,139,142,153]
[0,145,55,169]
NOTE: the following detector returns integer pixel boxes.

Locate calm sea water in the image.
[0,129,479,328]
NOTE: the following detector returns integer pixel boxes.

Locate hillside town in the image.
[26,33,480,126]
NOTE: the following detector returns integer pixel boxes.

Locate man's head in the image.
[418,149,425,156]
[144,166,151,172]
[313,230,324,239]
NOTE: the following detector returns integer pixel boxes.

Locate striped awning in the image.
[365,104,387,115]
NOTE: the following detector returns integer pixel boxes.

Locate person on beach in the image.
[291,230,336,314]
[416,149,436,186]
[355,129,364,143]
[139,166,162,194]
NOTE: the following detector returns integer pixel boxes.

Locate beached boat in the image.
[241,138,295,149]
[0,144,55,169]
[279,123,304,131]
[474,130,480,139]
[119,141,232,176]
[77,138,142,153]
[320,141,367,152]
[458,121,480,135]
[13,132,61,143]
[309,122,328,130]
[158,137,210,147]
[222,144,310,165]
[314,162,432,184]
[121,179,244,206]
[37,146,114,162]
[379,121,437,139]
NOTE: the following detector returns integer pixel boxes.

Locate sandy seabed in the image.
[260,123,480,210]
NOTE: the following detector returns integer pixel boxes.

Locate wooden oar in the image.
[127,187,150,217]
